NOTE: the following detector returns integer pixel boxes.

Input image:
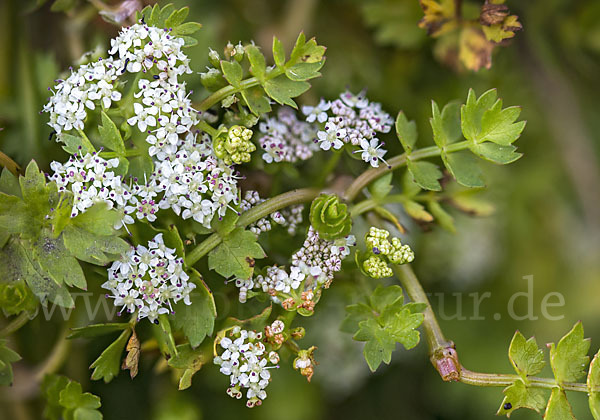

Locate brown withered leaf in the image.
[121,328,140,379]
[480,1,509,26]
[459,27,494,71]
[418,0,457,37]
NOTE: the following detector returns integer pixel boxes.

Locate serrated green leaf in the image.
[588,350,600,420]
[395,111,417,153]
[288,32,326,65]
[496,379,546,417]
[42,374,70,420]
[508,331,545,378]
[263,76,310,108]
[68,323,131,339]
[401,170,421,197]
[369,284,404,314]
[469,142,522,164]
[241,86,272,116]
[62,226,131,266]
[60,133,96,155]
[220,60,243,87]
[172,21,202,36]
[354,317,396,371]
[341,302,373,334]
[164,7,188,28]
[479,102,526,146]
[461,88,498,142]
[245,45,267,82]
[208,228,265,279]
[0,240,74,308]
[97,112,125,154]
[431,100,461,148]
[442,151,484,188]
[71,203,121,236]
[33,231,86,289]
[407,160,442,191]
[0,193,31,235]
[171,275,216,348]
[550,322,590,384]
[90,328,131,383]
[0,339,21,386]
[0,168,21,196]
[285,61,324,81]
[272,37,285,67]
[427,200,455,233]
[544,388,575,420]
[20,160,52,216]
[59,382,101,410]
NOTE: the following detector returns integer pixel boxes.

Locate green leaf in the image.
[407,160,442,191]
[98,112,125,154]
[241,86,272,116]
[0,339,21,386]
[395,111,417,153]
[496,379,546,417]
[401,170,422,197]
[0,193,31,236]
[59,382,101,410]
[402,199,433,222]
[442,151,484,188]
[285,61,324,81]
[0,240,74,308]
[71,203,121,236]
[0,168,21,196]
[340,302,373,334]
[288,32,326,65]
[430,100,461,147]
[220,60,243,87]
[470,142,522,164]
[369,284,404,314]
[354,317,396,371]
[211,207,240,237]
[164,7,189,28]
[549,322,590,384]
[171,275,216,348]
[263,76,310,108]
[222,304,272,331]
[156,3,175,26]
[272,37,286,67]
[20,160,52,217]
[90,328,131,383]
[368,173,393,200]
[427,200,456,233]
[508,331,545,378]
[245,45,267,82]
[61,133,96,155]
[172,22,202,36]
[33,231,86,289]
[479,102,526,146]
[168,343,207,390]
[42,374,70,420]
[128,154,154,181]
[157,314,178,358]
[544,388,575,420]
[208,228,266,279]
[588,350,600,420]
[62,226,131,266]
[50,0,76,12]
[68,323,131,339]
[461,88,498,142]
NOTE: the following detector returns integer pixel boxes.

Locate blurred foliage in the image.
[1,0,600,419]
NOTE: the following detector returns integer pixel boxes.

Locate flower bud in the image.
[309,194,352,240]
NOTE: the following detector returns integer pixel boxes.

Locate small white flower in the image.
[355,138,389,168]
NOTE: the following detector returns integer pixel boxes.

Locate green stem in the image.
[344,141,469,201]
[315,150,342,186]
[100,149,142,158]
[395,264,598,392]
[198,68,285,112]
[186,188,319,266]
[0,312,30,337]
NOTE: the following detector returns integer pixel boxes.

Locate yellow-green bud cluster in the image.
[363,255,393,278]
[361,227,414,278]
[214,125,256,165]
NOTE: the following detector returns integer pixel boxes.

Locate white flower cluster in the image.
[49,152,136,228]
[43,58,122,135]
[305,91,394,168]
[257,107,320,164]
[239,190,304,236]
[213,327,279,408]
[102,233,195,323]
[45,23,242,229]
[234,226,355,303]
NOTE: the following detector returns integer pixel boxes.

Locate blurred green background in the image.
[1,0,600,419]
